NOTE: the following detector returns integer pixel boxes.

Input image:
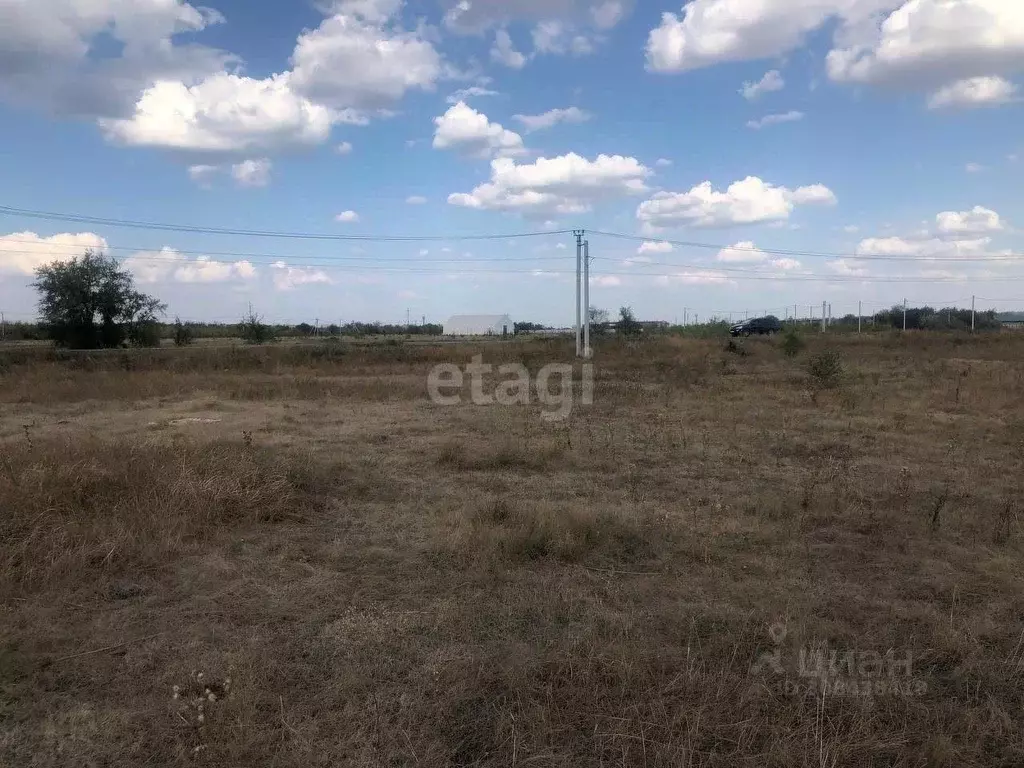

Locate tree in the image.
[618,306,641,337]
[33,251,165,349]
[589,307,611,337]
[173,317,194,347]
[240,304,274,344]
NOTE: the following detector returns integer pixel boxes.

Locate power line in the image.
[0,204,570,242]
[0,239,574,264]
[591,229,1024,263]
[4,246,1019,282]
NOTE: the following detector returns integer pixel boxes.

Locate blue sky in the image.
[0,0,1021,326]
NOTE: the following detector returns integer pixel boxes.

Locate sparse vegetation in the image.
[725,338,748,356]
[2,332,1024,765]
[239,304,274,345]
[173,317,194,347]
[807,348,845,389]
[781,326,805,357]
[618,305,641,336]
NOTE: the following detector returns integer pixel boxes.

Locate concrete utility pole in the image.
[821,301,827,333]
[858,301,862,333]
[972,295,976,332]
[903,299,908,331]
[583,240,591,358]
[683,308,687,326]
[573,230,584,357]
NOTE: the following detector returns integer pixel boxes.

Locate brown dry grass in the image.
[2,331,1024,766]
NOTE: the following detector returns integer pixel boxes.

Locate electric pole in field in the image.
[858,301,862,333]
[971,295,976,332]
[821,301,826,333]
[573,230,584,357]
[903,299,907,331]
[583,240,592,358]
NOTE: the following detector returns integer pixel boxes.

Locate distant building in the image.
[443,314,514,336]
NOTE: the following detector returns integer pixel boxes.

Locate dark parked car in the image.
[730,316,782,337]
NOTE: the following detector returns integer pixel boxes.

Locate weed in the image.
[725,339,748,356]
[781,327,805,358]
[807,349,844,390]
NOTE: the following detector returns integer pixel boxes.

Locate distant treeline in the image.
[0,305,1009,344]
[0,320,443,342]
[830,306,1002,332]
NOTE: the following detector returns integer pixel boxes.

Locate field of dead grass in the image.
[2,331,1024,767]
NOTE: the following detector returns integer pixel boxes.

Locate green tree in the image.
[618,306,641,337]
[240,304,274,345]
[33,251,165,349]
[173,317,194,347]
[588,307,611,337]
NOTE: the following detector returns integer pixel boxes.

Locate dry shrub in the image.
[0,437,321,593]
[452,498,654,563]
[436,439,564,473]
[807,349,845,390]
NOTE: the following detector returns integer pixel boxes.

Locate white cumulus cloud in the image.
[0,0,231,118]
[591,1,625,29]
[741,70,785,100]
[646,0,1024,106]
[636,176,836,229]
[513,106,591,132]
[231,158,272,188]
[449,152,651,217]
[271,261,334,290]
[0,231,108,275]
[99,73,335,151]
[124,247,256,284]
[336,210,360,223]
[433,102,525,158]
[447,86,500,104]
[288,3,443,112]
[827,1,1024,90]
[491,29,528,69]
[716,241,768,263]
[441,0,632,33]
[747,110,805,130]
[935,205,1004,235]
[638,240,673,254]
[646,1,855,73]
[928,76,1018,108]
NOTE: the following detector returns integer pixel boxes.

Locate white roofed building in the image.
[443,314,514,336]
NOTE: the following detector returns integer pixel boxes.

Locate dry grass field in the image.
[2,332,1024,767]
